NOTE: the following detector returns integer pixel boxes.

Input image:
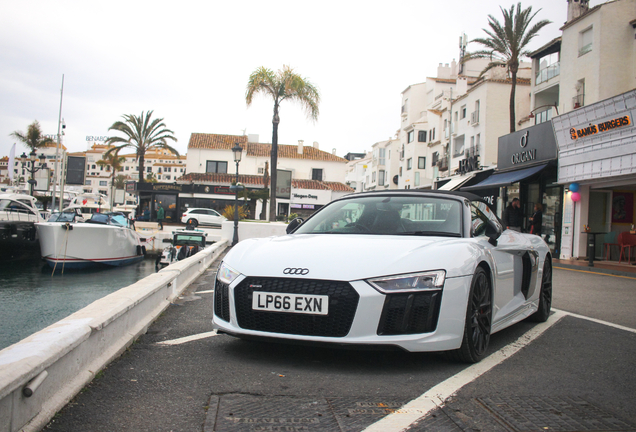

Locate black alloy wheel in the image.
[449,267,492,363]
[528,258,552,322]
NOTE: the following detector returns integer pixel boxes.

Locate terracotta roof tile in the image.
[178,172,353,192]
[188,133,347,163]
[188,133,248,150]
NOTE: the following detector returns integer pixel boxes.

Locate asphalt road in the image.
[44,254,636,432]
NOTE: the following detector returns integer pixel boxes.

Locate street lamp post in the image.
[20,150,47,196]
[231,143,243,246]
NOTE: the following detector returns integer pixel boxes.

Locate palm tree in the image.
[246,65,320,221]
[10,120,54,152]
[97,149,126,208]
[104,111,178,183]
[464,3,551,132]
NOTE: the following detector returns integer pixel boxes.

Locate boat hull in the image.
[0,221,40,261]
[35,222,145,269]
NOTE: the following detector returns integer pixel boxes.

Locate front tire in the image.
[187,218,198,228]
[528,258,552,322]
[449,267,492,363]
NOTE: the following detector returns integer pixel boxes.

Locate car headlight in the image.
[217,261,241,285]
[366,270,446,294]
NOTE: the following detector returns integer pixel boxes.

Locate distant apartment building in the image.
[397,58,531,191]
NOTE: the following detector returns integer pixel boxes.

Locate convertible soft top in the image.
[342,189,486,203]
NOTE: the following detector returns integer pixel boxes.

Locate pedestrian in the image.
[529,203,543,235]
[502,198,523,232]
[157,204,164,230]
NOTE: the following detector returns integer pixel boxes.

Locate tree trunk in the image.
[269,104,280,222]
[260,161,269,220]
[509,70,517,133]
[138,151,145,184]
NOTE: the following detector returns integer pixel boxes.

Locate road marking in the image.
[554,266,636,280]
[554,308,636,334]
[195,289,215,294]
[156,330,218,346]
[363,310,567,432]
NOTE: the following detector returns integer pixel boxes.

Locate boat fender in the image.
[142,245,146,256]
[137,245,146,256]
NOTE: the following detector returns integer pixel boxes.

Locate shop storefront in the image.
[464,121,563,255]
[552,89,636,260]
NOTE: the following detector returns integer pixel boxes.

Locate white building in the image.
[179,133,352,219]
[397,58,531,192]
[549,0,636,260]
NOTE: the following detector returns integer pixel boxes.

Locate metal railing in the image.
[535,62,560,85]
[471,111,479,125]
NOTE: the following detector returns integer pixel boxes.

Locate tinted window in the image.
[294,195,463,237]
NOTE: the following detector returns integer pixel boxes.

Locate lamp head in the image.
[232,143,243,163]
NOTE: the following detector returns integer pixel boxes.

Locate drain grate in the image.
[478,396,635,432]
[204,395,411,431]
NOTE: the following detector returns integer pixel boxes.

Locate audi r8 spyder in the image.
[212,190,552,363]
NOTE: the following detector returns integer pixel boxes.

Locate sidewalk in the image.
[554,257,636,276]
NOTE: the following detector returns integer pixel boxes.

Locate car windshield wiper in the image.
[398,231,462,237]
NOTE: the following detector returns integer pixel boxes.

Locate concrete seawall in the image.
[0,240,228,432]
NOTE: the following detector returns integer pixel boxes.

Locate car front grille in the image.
[214,279,231,322]
[377,291,442,335]
[234,277,359,337]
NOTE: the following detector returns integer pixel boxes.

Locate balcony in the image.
[437,156,449,172]
[465,146,479,158]
[572,94,585,109]
[535,62,560,85]
[470,111,479,125]
[401,105,408,117]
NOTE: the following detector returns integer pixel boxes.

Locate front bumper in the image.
[212,275,471,353]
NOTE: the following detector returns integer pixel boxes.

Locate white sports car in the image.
[212,191,552,363]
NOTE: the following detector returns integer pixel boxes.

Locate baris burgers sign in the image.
[497,121,557,170]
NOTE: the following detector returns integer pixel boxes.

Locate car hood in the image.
[224,234,481,281]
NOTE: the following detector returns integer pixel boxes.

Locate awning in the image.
[437,173,477,190]
[463,164,547,190]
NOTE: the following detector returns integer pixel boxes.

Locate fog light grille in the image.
[377,291,441,335]
[214,279,231,322]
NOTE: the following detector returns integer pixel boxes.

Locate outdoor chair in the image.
[603,231,619,261]
[618,231,636,264]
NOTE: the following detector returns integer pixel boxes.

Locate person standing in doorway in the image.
[529,203,543,235]
[157,204,165,230]
[502,198,523,232]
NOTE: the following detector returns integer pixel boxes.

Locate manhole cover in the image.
[204,395,411,431]
[478,396,635,432]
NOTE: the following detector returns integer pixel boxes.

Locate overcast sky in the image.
[0,0,602,160]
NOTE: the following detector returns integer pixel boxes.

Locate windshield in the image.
[48,211,78,222]
[294,195,463,237]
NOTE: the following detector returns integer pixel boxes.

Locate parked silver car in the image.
[181,208,226,228]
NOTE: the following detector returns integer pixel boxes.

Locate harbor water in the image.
[0,257,158,350]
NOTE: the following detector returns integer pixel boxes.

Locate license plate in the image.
[252,291,329,315]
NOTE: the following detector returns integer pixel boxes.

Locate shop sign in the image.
[498,122,557,170]
[569,115,631,140]
[153,184,182,192]
[292,193,318,200]
[458,155,480,175]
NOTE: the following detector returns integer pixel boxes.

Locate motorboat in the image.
[36,211,146,269]
[156,229,209,269]
[0,193,45,260]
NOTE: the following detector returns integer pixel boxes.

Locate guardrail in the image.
[0,240,228,432]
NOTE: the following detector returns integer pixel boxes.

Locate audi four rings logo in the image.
[283,268,309,275]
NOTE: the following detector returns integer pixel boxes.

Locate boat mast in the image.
[51,74,65,211]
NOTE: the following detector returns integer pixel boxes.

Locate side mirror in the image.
[485,220,502,246]
[286,217,304,234]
